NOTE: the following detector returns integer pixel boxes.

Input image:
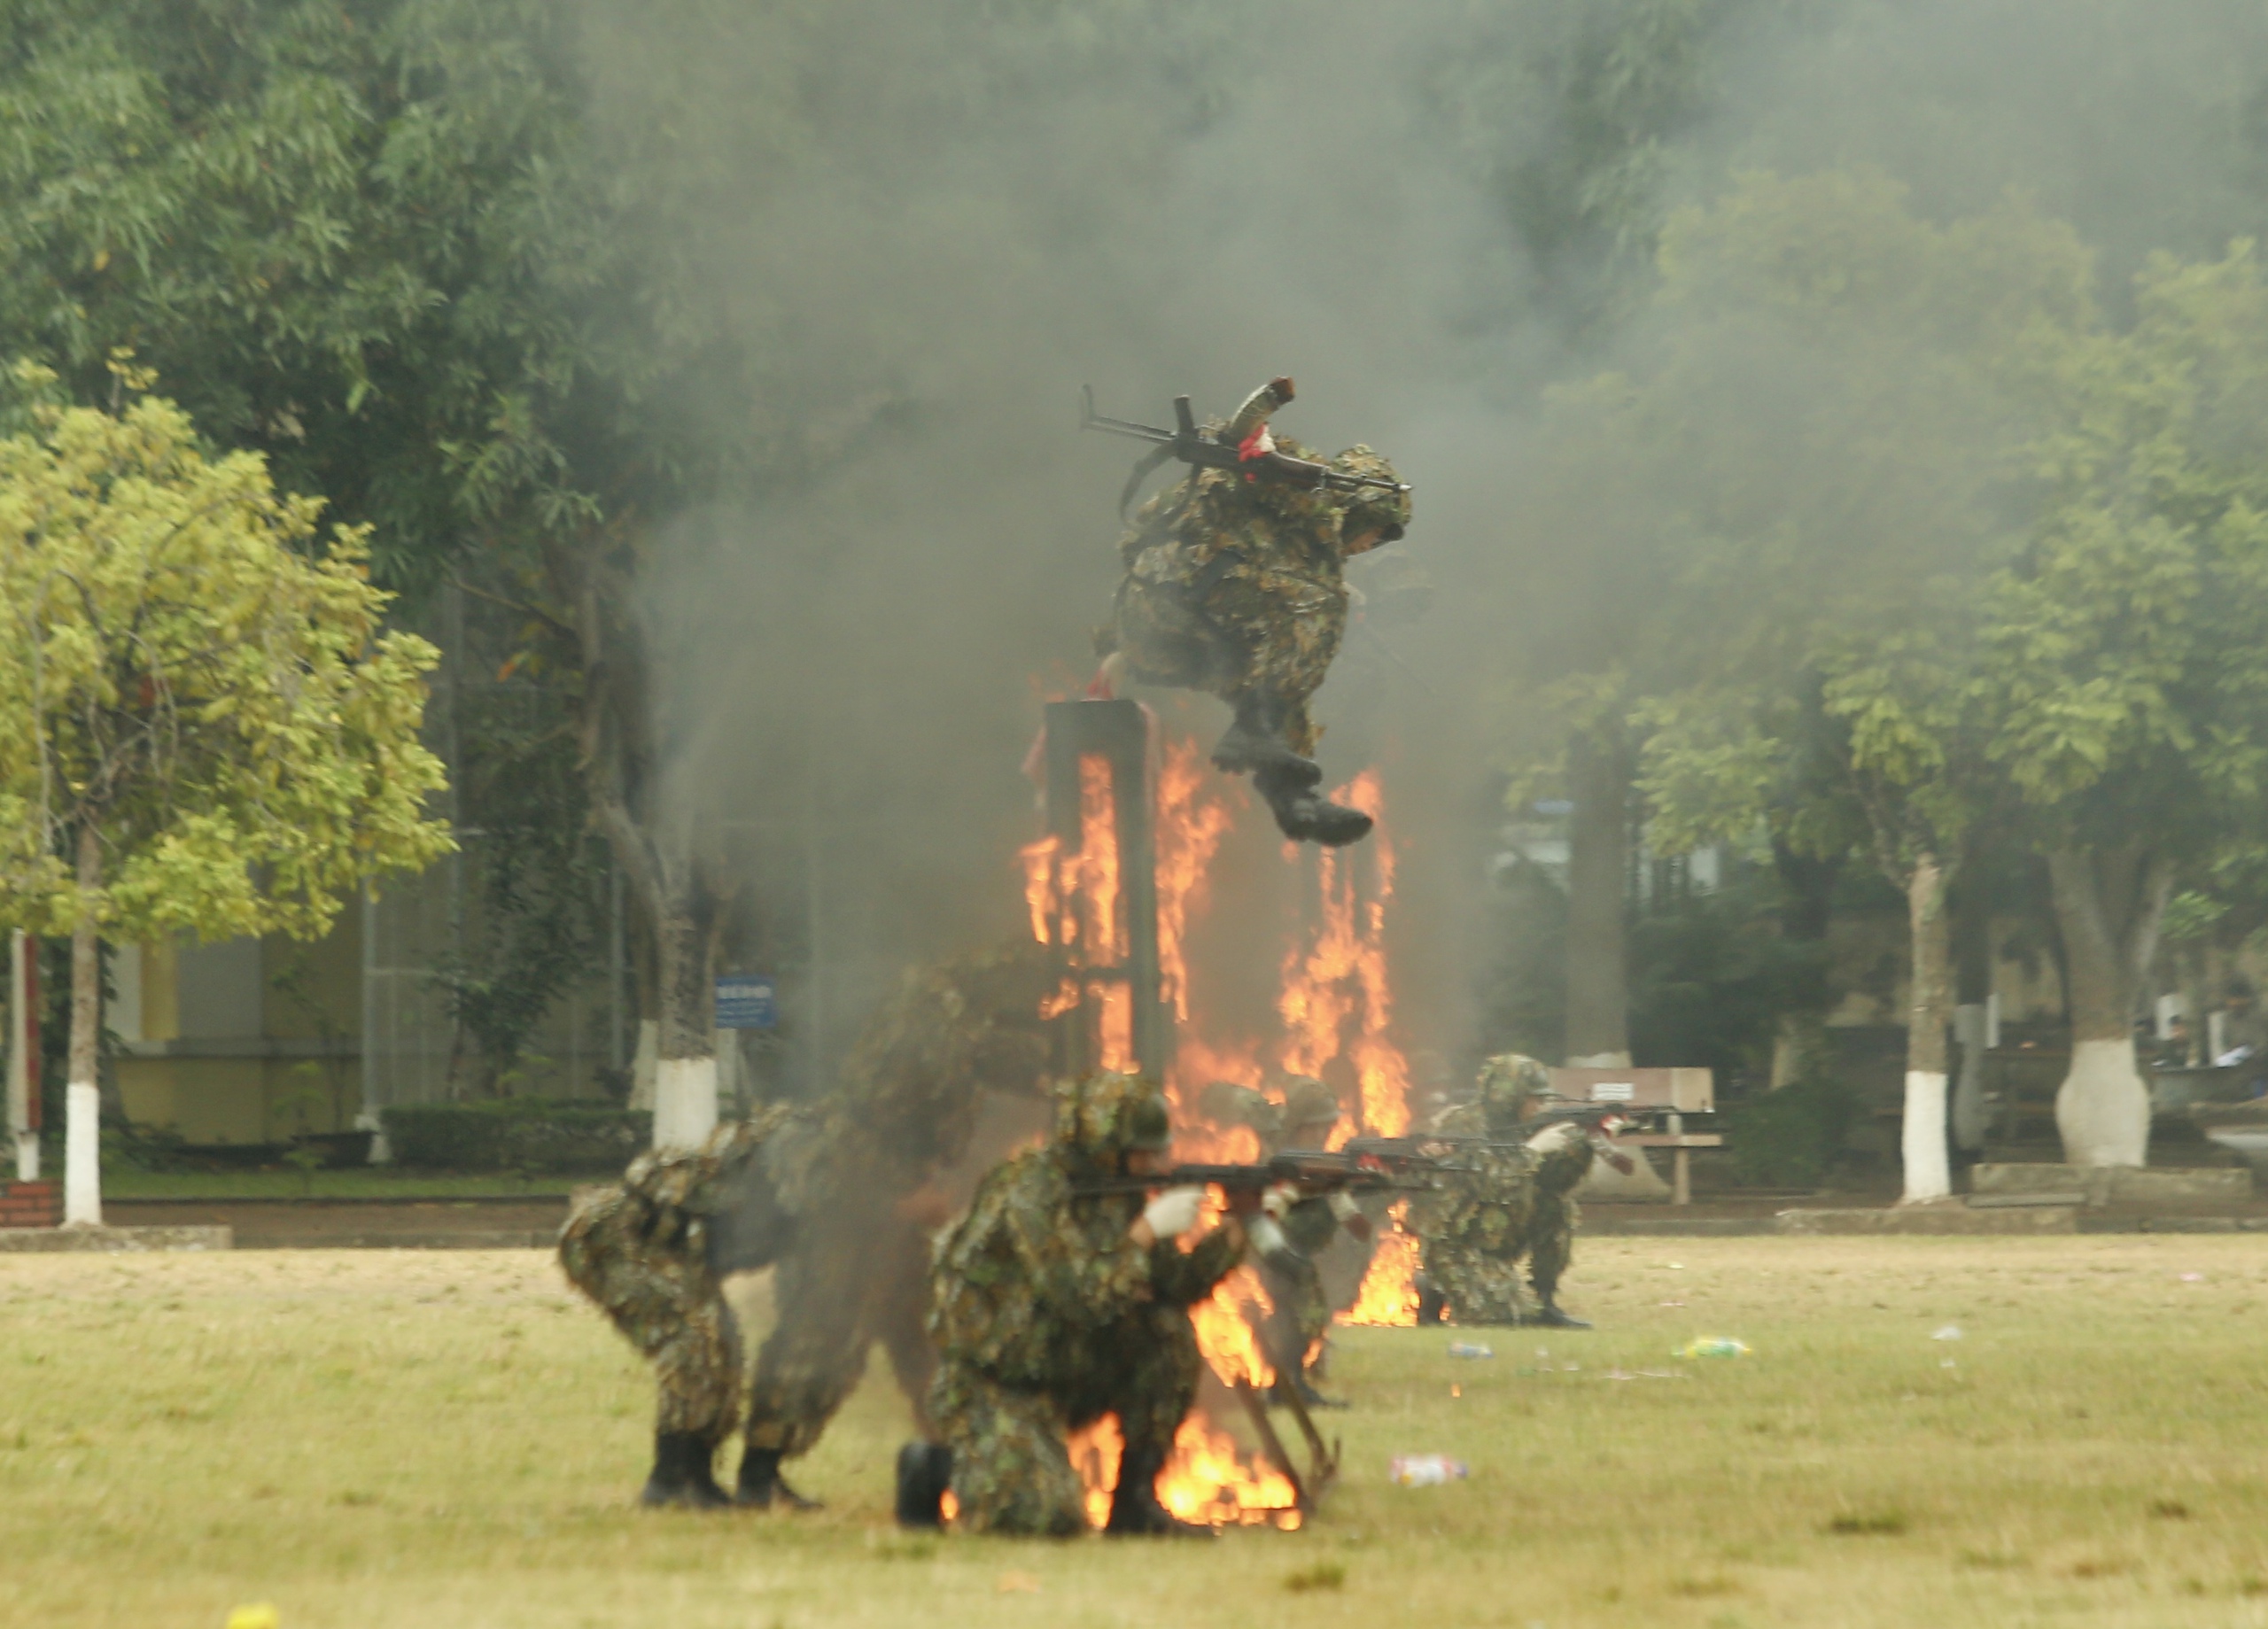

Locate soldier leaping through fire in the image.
[1085,377,1411,847]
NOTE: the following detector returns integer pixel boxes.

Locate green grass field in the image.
[7,1236,2268,1627]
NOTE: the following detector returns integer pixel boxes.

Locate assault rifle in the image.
[1082,377,1414,517]
[1069,1149,1412,1199]
[1345,1102,1651,1178]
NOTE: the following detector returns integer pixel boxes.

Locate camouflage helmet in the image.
[1199,1081,1281,1144]
[1278,1076,1342,1133]
[1331,446,1410,549]
[1476,1053,1551,1120]
[1054,1072,1173,1162]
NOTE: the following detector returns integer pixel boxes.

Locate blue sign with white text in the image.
[715,974,778,1029]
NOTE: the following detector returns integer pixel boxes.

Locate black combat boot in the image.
[735,1446,822,1510]
[1255,764,1372,848]
[894,1441,955,1528]
[1210,694,1322,784]
[641,1431,733,1509]
[1529,1288,1592,1330]
[1104,1447,1216,1539]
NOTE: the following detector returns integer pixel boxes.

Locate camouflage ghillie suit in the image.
[927,1073,1243,1537]
[735,941,1054,1506]
[1407,1054,1596,1328]
[559,1110,793,1503]
[1407,1107,1539,1326]
[1102,393,1410,847]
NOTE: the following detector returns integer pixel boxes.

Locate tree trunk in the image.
[549,527,726,1152]
[65,826,102,1226]
[2047,845,2170,1167]
[1564,733,1631,1067]
[1948,875,1992,1152]
[648,865,720,1151]
[8,930,35,1182]
[1768,841,1840,1088]
[1899,854,1953,1202]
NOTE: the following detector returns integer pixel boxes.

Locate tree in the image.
[1588,169,2093,1198]
[0,376,449,1222]
[1974,243,2268,1164]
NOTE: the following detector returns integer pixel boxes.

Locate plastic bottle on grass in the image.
[1447,1341,1494,1359]
[1391,1454,1470,1486]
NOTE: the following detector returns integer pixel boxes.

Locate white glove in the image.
[1326,1191,1363,1223]
[1260,1182,1299,1221]
[1526,1121,1586,1156]
[1247,1214,1290,1259]
[1141,1185,1206,1240]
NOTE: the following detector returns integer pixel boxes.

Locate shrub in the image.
[379,1099,650,1173]
[1725,1077,1853,1190]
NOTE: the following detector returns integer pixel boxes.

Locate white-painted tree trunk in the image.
[65,828,102,1226]
[2054,1037,2150,1167]
[1899,856,1954,1205]
[1899,1071,1950,1201]
[652,1055,718,1152]
[6,929,34,1182]
[64,1081,100,1225]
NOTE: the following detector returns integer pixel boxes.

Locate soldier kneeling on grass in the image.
[902,1072,1250,1537]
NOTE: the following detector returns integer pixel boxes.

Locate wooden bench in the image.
[1548,1067,1720,1205]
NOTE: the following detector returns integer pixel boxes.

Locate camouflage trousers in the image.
[930,1304,1201,1537]
[1256,1253,1332,1376]
[1113,555,1346,758]
[742,1213,936,1458]
[1528,1187,1579,1298]
[559,1191,742,1440]
[1417,1242,1537,1326]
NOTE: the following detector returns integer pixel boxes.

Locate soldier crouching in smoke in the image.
[734,939,1055,1509]
[918,1072,1251,1537]
[559,940,1053,1509]
[1098,379,1411,848]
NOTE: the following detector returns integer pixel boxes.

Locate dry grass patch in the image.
[8,1237,2268,1626]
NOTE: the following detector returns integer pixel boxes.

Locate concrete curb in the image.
[1579,1216,1778,1237]
[0,1224,232,1253]
[1775,1206,2079,1236]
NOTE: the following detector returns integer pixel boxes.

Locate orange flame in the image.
[1277,772,1409,1140]
[1190,1262,1278,1387]
[1078,755,1124,965]
[1066,1415,1123,1530]
[1341,1201,1422,1327]
[1019,720,1420,1513]
[1021,750,1138,1073]
[1161,1410,1301,1530]
[1156,738,1236,1024]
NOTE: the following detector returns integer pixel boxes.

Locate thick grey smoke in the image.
[573,0,2268,1084]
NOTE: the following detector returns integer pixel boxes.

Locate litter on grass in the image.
[1677,1337,1751,1359]
[1930,1324,1962,1341]
[1392,1454,1470,1486]
[1447,1342,1495,1359]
